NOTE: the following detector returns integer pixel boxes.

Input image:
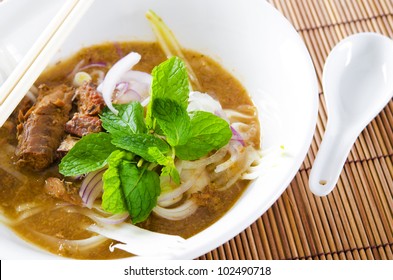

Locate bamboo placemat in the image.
[198,0,393,260]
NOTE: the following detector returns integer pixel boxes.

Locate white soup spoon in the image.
[309,32,393,196]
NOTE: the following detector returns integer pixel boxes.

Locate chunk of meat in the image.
[15,84,74,171]
[56,134,79,158]
[65,113,102,137]
[65,82,105,137]
[76,82,105,115]
[44,177,83,206]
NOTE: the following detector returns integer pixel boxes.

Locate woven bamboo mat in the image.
[198,0,393,260]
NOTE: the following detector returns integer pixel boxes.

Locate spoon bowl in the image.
[309,32,393,196]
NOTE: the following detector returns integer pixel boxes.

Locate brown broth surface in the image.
[0,42,259,259]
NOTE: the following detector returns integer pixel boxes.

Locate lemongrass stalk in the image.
[146,10,201,91]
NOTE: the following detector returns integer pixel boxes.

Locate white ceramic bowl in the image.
[0,0,318,259]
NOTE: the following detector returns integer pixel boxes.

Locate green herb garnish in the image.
[59,56,232,223]
[59,133,117,177]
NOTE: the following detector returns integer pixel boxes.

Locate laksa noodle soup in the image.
[0,11,262,259]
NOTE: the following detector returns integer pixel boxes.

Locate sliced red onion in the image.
[79,62,107,71]
[230,125,245,146]
[101,68,152,106]
[128,81,149,98]
[114,42,124,57]
[121,70,152,84]
[113,71,152,104]
[79,169,106,208]
[114,81,129,99]
[68,59,85,78]
[79,170,102,198]
[99,52,141,115]
[116,81,129,92]
[115,89,142,104]
[84,179,103,209]
[188,91,228,121]
[69,61,107,80]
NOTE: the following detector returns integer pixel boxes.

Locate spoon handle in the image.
[309,122,356,196]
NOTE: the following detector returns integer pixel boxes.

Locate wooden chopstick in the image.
[0,0,94,127]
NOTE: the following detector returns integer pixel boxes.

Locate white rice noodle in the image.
[63,205,129,225]
[180,146,228,170]
[153,200,198,221]
[32,230,108,252]
[0,164,28,185]
[157,195,183,208]
[224,109,254,120]
[98,52,142,115]
[87,223,185,257]
[14,204,45,223]
[178,168,195,183]
[214,141,243,173]
[223,105,256,122]
[215,146,261,191]
[242,145,284,180]
[159,167,210,207]
[14,202,71,224]
[0,145,28,184]
[241,165,263,180]
[15,202,40,213]
[186,169,210,195]
[158,175,183,207]
[241,149,264,180]
[157,168,204,203]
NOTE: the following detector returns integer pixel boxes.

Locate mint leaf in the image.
[119,162,160,224]
[146,57,189,127]
[59,133,117,176]
[148,147,180,184]
[175,111,232,160]
[101,150,131,213]
[111,133,170,162]
[152,98,190,146]
[101,102,147,136]
[161,164,180,185]
[151,57,189,108]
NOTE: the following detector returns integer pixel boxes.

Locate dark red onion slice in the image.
[79,62,107,71]
[230,125,245,146]
[79,169,106,208]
